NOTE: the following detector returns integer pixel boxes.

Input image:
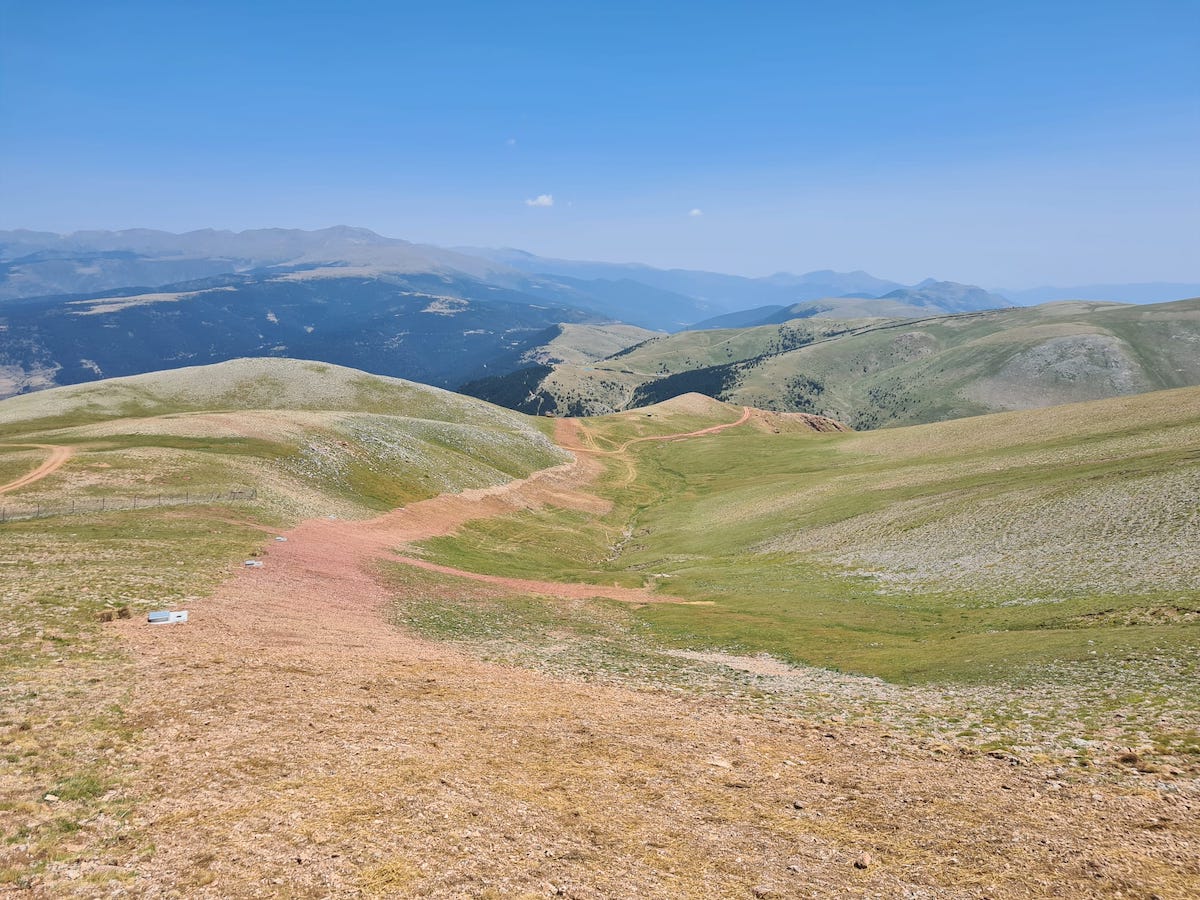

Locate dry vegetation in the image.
[1,363,1197,898]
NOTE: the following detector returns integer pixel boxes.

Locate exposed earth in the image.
[0,445,73,495]
[2,412,1186,899]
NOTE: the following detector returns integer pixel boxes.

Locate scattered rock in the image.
[43,793,59,802]
[853,852,872,870]
[752,886,775,898]
[791,800,804,810]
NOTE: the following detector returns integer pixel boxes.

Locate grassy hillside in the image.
[475,297,1200,427]
[521,322,662,366]
[412,386,1200,699]
[0,358,565,518]
[0,358,574,891]
[3,363,1198,893]
[465,318,865,414]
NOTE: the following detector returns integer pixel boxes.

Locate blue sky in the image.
[1,0,1196,285]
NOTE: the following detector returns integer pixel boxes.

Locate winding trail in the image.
[379,405,750,601]
[0,443,73,495]
[107,406,1200,898]
[565,405,752,456]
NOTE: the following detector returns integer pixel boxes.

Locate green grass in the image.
[529,297,1200,427]
[413,388,1200,687]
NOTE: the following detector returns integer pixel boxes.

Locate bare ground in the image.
[26,417,1200,898]
[0,445,74,495]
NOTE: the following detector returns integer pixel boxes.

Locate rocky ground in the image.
[3,412,1198,898]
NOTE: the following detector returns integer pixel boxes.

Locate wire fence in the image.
[0,488,258,524]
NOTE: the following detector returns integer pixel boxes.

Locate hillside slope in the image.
[2,366,1198,896]
[473,297,1200,427]
[0,358,566,518]
[418,383,1200,687]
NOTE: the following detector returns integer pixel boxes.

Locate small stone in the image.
[853,852,872,870]
[792,800,805,810]
[752,887,775,898]
[787,864,803,873]
[43,793,59,802]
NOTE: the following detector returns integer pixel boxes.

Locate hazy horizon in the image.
[6,223,1200,295]
[2,1,1197,287]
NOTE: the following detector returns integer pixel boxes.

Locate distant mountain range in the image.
[999,282,1200,305]
[689,280,1012,329]
[460,246,911,309]
[1,226,1196,407]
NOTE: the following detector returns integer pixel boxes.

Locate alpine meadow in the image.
[2,2,1198,898]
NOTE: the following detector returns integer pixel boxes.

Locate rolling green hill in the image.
[0,357,566,518]
[468,297,1200,427]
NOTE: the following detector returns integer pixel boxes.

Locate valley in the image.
[0,360,1196,897]
[7,228,1199,427]
[469,297,1200,427]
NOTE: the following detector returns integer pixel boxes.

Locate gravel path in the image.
[0,443,73,495]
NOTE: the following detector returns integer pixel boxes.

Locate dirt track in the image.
[563,406,753,455]
[102,414,1199,899]
[0,443,73,494]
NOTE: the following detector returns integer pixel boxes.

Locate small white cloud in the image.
[688,208,704,217]
[505,137,517,146]
[525,194,554,208]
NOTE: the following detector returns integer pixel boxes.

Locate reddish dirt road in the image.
[103,413,1199,899]
[0,443,73,495]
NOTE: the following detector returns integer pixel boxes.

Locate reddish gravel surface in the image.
[101,413,1200,899]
